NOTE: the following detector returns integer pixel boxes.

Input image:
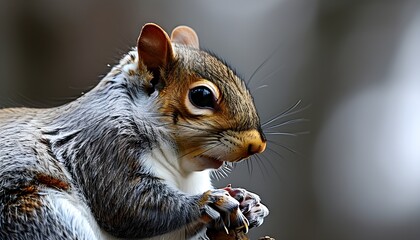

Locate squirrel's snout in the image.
[247,141,266,155]
[243,130,266,157]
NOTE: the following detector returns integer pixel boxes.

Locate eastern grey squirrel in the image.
[0,23,269,240]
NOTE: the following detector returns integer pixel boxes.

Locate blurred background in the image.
[1,0,420,239]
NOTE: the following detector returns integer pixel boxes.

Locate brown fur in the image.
[4,185,42,216]
[35,174,70,191]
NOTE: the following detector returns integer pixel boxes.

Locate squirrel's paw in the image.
[200,189,249,233]
[223,185,269,229]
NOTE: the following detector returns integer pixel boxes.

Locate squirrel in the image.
[0,23,270,240]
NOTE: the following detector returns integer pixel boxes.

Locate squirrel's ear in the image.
[171,26,199,49]
[137,23,174,72]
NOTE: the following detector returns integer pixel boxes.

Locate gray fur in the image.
[0,42,265,239]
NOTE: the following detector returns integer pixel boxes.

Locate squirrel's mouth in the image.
[196,154,251,169]
[196,155,224,169]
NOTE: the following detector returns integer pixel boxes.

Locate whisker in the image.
[217,170,224,180]
[254,154,274,182]
[220,163,232,178]
[253,155,268,177]
[264,131,310,137]
[267,139,301,155]
[256,154,269,174]
[226,161,234,171]
[263,118,310,130]
[262,103,311,128]
[246,158,252,176]
[211,171,219,181]
[251,85,269,95]
[222,163,232,175]
[211,161,233,181]
[210,168,222,181]
[252,66,283,90]
[265,146,285,160]
[228,162,235,170]
[262,100,302,127]
[246,45,281,87]
[250,157,254,176]
[258,152,282,180]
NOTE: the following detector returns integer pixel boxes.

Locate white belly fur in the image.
[145,142,213,194]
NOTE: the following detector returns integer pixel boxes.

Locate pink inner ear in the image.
[137,23,174,70]
[171,26,200,49]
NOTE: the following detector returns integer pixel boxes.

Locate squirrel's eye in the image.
[189,86,215,109]
[185,79,220,116]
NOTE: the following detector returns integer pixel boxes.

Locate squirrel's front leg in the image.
[95,178,247,239]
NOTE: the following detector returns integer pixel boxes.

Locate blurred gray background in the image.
[1,0,420,239]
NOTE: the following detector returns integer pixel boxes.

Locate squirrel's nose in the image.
[247,141,266,155]
[244,130,267,156]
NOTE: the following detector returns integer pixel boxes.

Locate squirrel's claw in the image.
[200,189,247,232]
[236,217,249,233]
[200,186,268,234]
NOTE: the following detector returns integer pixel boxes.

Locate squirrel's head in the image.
[137,23,266,171]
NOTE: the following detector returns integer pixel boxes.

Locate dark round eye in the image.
[189,86,215,109]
